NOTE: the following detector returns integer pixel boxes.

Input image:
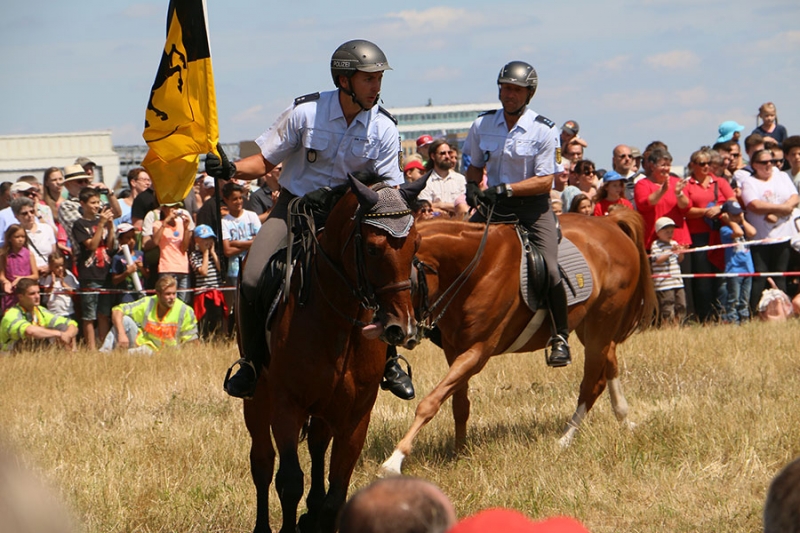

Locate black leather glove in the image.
[482,185,504,206]
[466,181,483,209]
[303,187,332,212]
[204,143,236,180]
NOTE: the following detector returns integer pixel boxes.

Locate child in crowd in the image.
[72,187,116,350]
[551,198,563,216]
[413,199,434,221]
[190,224,227,338]
[568,194,593,215]
[593,171,633,216]
[718,200,756,324]
[650,217,687,326]
[221,182,262,313]
[39,250,79,321]
[151,202,193,303]
[0,224,39,312]
[110,223,147,305]
[752,102,788,145]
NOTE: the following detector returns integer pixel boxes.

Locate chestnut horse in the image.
[380,209,658,475]
[243,174,426,533]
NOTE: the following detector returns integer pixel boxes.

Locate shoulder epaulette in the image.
[294,92,320,106]
[378,106,397,124]
[478,109,499,117]
[534,114,555,128]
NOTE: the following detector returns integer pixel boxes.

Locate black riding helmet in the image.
[330,39,392,109]
[497,61,538,115]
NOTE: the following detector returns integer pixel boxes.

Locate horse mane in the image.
[349,170,389,188]
[608,208,658,339]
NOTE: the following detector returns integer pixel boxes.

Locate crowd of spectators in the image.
[0,102,798,350]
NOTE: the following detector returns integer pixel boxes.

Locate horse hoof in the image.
[297,513,315,533]
[379,450,405,477]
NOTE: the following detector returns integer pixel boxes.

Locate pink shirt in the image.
[634,176,692,248]
[153,219,189,274]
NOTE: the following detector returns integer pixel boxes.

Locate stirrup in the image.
[544,335,571,368]
[382,353,413,382]
[223,358,257,389]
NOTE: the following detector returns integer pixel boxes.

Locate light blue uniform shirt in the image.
[463,108,562,188]
[255,90,402,196]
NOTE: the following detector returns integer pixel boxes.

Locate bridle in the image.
[286,187,414,328]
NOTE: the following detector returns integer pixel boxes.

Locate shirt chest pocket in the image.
[303,130,331,159]
[478,140,500,162]
[513,139,537,157]
[350,136,380,161]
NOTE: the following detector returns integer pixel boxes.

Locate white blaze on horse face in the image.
[558,402,587,448]
[379,449,406,477]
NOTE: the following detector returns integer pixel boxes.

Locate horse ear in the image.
[398,172,430,206]
[348,173,379,210]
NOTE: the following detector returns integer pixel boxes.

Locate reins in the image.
[415,203,495,333]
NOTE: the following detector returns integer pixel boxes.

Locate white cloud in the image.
[674,86,709,107]
[645,50,701,69]
[754,30,800,50]
[420,66,462,82]
[377,7,483,38]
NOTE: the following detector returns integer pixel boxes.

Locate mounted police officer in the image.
[463,61,572,367]
[206,39,416,400]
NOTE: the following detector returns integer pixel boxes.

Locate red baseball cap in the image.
[416,134,434,148]
[404,160,425,172]
[449,509,591,533]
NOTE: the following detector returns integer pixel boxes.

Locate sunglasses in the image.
[772,159,783,166]
[693,161,711,166]
[753,160,773,166]
[581,169,596,175]
[617,154,633,159]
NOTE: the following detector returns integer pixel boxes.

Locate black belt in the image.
[496,195,549,208]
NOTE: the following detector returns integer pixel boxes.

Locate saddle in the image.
[515,226,593,313]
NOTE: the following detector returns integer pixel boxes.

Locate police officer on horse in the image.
[463,61,572,367]
[206,39,415,400]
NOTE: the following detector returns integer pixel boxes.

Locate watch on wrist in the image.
[496,184,513,198]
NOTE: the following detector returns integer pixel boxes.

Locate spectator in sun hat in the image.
[190,224,228,338]
[75,156,97,179]
[110,222,147,305]
[416,134,434,161]
[403,157,426,183]
[717,120,745,144]
[593,170,633,216]
[0,182,38,247]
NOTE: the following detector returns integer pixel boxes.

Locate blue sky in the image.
[1,0,798,167]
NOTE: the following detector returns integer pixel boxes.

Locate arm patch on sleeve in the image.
[478,109,499,117]
[378,106,398,124]
[294,92,320,106]
[535,114,555,128]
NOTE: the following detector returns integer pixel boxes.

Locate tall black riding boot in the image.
[546,281,572,368]
[224,290,268,399]
[380,345,415,400]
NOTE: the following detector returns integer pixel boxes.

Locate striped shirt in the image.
[650,239,684,291]
[190,250,222,289]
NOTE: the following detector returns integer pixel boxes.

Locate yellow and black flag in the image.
[142,0,218,204]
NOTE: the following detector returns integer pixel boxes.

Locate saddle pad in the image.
[519,236,593,310]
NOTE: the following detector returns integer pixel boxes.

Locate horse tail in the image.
[609,208,658,340]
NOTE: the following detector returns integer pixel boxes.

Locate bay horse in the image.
[380,208,658,475]
[243,173,427,533]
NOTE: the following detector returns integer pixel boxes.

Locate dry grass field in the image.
[0,321,798,532]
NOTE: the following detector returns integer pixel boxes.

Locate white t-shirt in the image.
[40,270,79,316]
[222,209,262,279]
[741,171,799,241]
[25,223,57,268]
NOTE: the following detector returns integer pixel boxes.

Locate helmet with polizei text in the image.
[497,61,538,95]
[331,40,393,88]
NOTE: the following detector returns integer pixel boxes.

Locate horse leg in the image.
[298,417,332,533]
[316,414,373,533]
[381,346,490,476]
[559,332,610,448]
[244,376,275,533]
[603,341,634,429]
[271,404,307,533]
[451,383,470,452]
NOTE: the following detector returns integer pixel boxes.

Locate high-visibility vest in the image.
[0,304,77,351]
[115,295,198,351]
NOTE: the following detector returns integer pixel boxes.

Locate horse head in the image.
[321,172,428,349]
